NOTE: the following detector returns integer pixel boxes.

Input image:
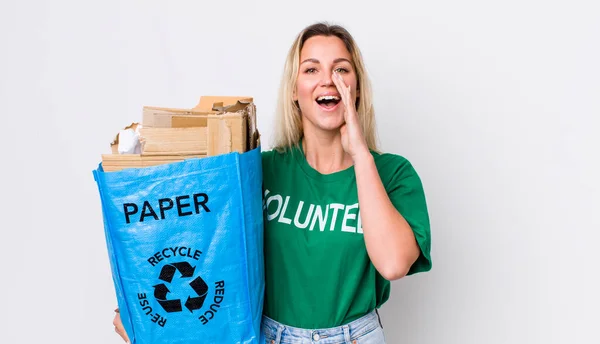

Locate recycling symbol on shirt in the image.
[153,262,209,313]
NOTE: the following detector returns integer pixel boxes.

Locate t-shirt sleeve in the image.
[380,155,432,275]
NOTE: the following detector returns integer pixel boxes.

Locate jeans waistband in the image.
[262,310,381,343]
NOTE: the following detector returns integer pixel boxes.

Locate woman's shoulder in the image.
[260,147,296,169]
[260,146,298,161]
[260,148,277,159]
[260,148,279,163]
[372,150,412,169]
[371,150,422,181]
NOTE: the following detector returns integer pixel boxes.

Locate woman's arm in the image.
[353,152,420,280]
[333,71,421,280]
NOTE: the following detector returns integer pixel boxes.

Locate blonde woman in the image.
[260,22,431,343]
[114,22,432,344]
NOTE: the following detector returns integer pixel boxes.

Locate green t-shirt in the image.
[261,143,431,329]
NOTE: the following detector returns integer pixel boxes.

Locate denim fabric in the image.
[261,310,386,344]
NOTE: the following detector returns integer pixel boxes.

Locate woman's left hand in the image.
[332,71,369,160]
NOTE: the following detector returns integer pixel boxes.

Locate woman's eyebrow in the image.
[300,58,352,65]
[300,58,320,65]
[333,58,352,64]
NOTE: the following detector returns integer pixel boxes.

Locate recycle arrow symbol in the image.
[184,276,209,313]
[153,283,182,313]
[153,283,170,300]
[158,262,196,283]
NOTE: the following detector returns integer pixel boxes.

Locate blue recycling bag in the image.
[93,147,265,344]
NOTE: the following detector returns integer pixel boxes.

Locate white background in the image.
[1,0,599,343]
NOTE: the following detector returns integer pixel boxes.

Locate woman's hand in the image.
[113,308,130,343]
[332,71,369,160]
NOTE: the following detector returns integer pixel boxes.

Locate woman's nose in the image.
[319,72,334,86]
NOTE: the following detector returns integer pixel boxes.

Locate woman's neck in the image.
[302,130,353,174]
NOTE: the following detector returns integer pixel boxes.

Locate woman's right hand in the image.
[113,308,130,343]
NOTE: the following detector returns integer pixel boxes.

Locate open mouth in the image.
[315,95,341,110]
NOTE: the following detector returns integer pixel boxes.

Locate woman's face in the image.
[295,35,358,134]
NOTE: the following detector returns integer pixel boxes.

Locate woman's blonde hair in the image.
[272,22,379,152]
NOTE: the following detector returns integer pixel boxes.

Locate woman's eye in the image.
[305,68,317,74]
[335,68,349,73]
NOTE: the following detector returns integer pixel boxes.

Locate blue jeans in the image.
[261,310,386,344]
